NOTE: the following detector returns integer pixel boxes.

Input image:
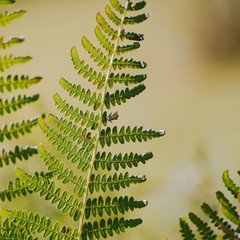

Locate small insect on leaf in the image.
[60,226,66,234]
[107,111,119,123]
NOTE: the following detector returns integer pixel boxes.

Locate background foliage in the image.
[1,1,240,239]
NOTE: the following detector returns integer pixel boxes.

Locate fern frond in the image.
[113,57,147,70]
[85,196,147,219]
[0,55,31,72]
[105,5,122,26]
[179,216,197,240]
[81,217,142,240]
[0,218,37,240]
[38,144,86,197]
[15,168,84,222]
[0,177,30,202]
[48,114,95,147]
[127,1,146,12]
[188,212,217,240]
[11,1,165,239]
[53,93,100,129]
[94,151,153,171]
[95,25,114,54]
[201,202,238,238]
[0,172,52,202]
[222,169,240,198]
[0,208,78,239]
[116,42,140,55]
[0,94,39,116]
[123,12,149,25]
[95,24,141,56]
[88,172,146,193]
[0,75,42,93]
[104,84,145,109]
[96,12,118,40]
[71,47,106,89]
[110,0,146,13]
[100,126,164,147]
[38,116,94,171]
[216,191,240,226]
[0,10,25,27]
[0,0,15,7]
[0,117,38,142]
[59,78,102,110]
[108,72,146,88]
[82,36,109,70]
[122,30,144,41]
[0,146,37,167]
[0,36,24,49]
[110,0,125,14]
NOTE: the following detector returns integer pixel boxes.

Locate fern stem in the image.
[77,1,130,239]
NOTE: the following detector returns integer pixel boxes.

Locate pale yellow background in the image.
[1,1,240,239]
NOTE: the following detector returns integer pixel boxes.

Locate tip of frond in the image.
[0,208,14,219]
[157,130,165,136]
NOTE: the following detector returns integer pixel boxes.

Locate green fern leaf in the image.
[0,172,51,202]
[110,0,125,14]
[116,42,140,55]
[0,75,41,93]
[188,212,217,239]
[38,144,86,197]
[0,10,25,27]
[216,191,240,226]
[95,25,114,55]
[85,196,147,219]
[127,1,146,11]
[100,126,164,147]
[0,0,15,7]
[0,36,24,49]
[108,72,146,88]
[71,46,107,89]
[96,12,117,40]
[0,218,37,240]
[179,216,197,240]
[48,114,95,147]
[88,172,146,193]
[0,75,42,93]
[15,168,84,222]
[38,116,94,170]
[104,84,146,109]
[0,146,37,167]
[123,12,149,25]
[82,36,109,69]
[222,169,240,198]
[0,1,44,237]
[59,78,102,110]
[0,54,31,72]
[0,177,30,201]
[81,217,142,240]
[94,151,153,171]
[105,5,122,26]
[10,1,165,239]
[0,94,39,116]
[122,30,144,41]
[201,202,238,238]
[113,57,147,70]
[0,208,78,239]
[53,93,100,129]
[0,117,38,142]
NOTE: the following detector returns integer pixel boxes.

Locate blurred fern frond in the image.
[180,170,240,240]
[0,0,43,219]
